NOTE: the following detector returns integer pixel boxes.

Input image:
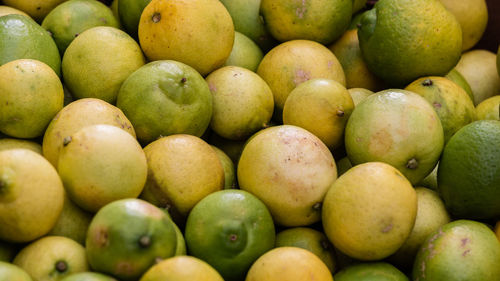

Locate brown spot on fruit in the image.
[94,227,109,248]
[63,136,72,146]
[293,69,311,86]
[152,13,161,23]
[406,158,419,170]
[461,237,469,247]
[422,79,433,86]
[55,261,68,273]
[381,223,393,233]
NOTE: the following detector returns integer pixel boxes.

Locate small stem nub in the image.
[180,77,187,83]
[63,136,72,146]
[229,234,238,241]
[139,235,152,248]
[55,261,68,273]
[152,13,161,23]
[336,110,345,117]
[312,202,322,211]
[406,158,419,170]
[422,79,433,87]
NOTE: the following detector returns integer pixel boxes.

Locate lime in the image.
[476,96,500,120]
[223,31,263,72]
[334,262,408,281]
[140,256,224,281]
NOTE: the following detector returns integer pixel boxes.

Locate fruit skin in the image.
[86,199,178,281]
[0,59,64,139]
[497,46,500,77]
[0,139,42,155]
[0,5,31,18]
[60,272,117,281]
[345,89,444,185]
[48,195,93,245]
[41,0,120,55]
[117,0,151,39]
[140,256,224,281]
[211,146,236,189]
[0,261,33,281]
[238,125,337,227]
[0,14,61,76]
[185,190,275,281]
[437,120,500,219]
[223,31,263,73]
[138,0,234,76]
[412,220,500,281]
[357,0,462,86]
[445,68,474,102]
[116,60,213,144]
[0,149,64,243]
[2,0,67,22]
[476,96,500,121]
[333,262,409,281]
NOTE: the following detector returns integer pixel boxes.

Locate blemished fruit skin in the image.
[412,220,500,281]
[85,199,178,281]
[437,120,500,219]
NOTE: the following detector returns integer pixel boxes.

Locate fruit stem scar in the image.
[152,13,161,23]
[312,202,322,211]
[336,110,345,117]
[422,79,433,86]
[63,136,72,146]
[229,234,238,241]
[406,158,419,169]
[180,77,187,83]
[55,261,68,273]
[139,235,152,248]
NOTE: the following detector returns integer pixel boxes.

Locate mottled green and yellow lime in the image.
[48,195,92,245]
[439,0,488,51]
[455,50,500,105]
[0,149,64,243]
[13,236,88,281]
[334,262,408,281]
[141,135,224,220]
[329,29,384,91]
[0,6,30,18]
[413,220,500,281]
[138,0,234,76]
[260,0,352,44]
[62,26,145,103]
[322,162,417,260]
[42,98,135,168]
[257,40,346,113]
[60,272,117,281]
[0,59,63,139]
[42,0,119,54]
[389,187,451,269]
[238,125,337,227]
[445,68,474,102]
[476,95,500,120]
[345,89,444,184]
[437,120,500,219]
[211,146,236,189]
[275,227,336,273]
[0,262,33,281]
[245,247,333,281]
[223,31,263,72]
[116,60,212,144]
[58,125,147,213]
[405,76,476,142]
[185,190,275,281]
[358,0,462,86]
[0,139,41,154]
[283,79,354,149]
[347,88,374,106]
[206,66,273,140]
[140,256,224,281]
[2,0,67,22]
[0,15,60,76]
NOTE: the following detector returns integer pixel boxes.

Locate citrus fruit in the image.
[0,261,33,281]
[48,195,93,245]
[223,31,263,72]
[329,29,384,91]
[62,26,145,103]
[388,187,451,269]
[41,0,119,54]
[445,68,474,102]
[117,0,151,39]
[110,0,120,26]
[275,227,336,273]
[476,95,500,120]
[405,76,476,142]
[345,89,444,184]
[86,199,178,280]
[205,66,274,140]
[260,0,352,44]
[416,163,439,190]
[357,0,462,86]
[138,0,234,76]
[116,60,212,144]
[336,156,353,176]
[333,262,408,281]
[211,146,236,189]
[495,222,500,242]
[208,133,246,165]
[0,59,63,139]
[455,49,500,105]
[245,247,333,281]
[0,14,61,76]
[347,88,373,106]
[439,0,488,51]
[413,220,500,281]
[0,5,30,18]
[322,162,417,261]
[353,0,367,13]
[185,190,275,281]
[13,236,88,281]
[57,124,147,213]
[437,120,500,219]
[257,40,346,115]
[238,125,337,227]
[497,46,500,76]
[2,0,67,22]
[0,139,42,155]
[60,272,117,281]
[42,98,135,168]
[140,256,224,281]
[218,0,276,52]
[282,78,354,150]
[0,149,64,243]
[140,135,224,221]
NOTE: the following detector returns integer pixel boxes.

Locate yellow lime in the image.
[476,95,500,120]
[140,256,224,281]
